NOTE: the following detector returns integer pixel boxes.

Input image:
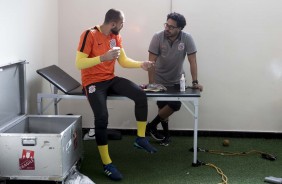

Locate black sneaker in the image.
[146,123,165,141]
[160,136,170,146]
[103,163,123,181]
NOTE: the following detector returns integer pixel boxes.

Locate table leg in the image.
[193,100,199,165]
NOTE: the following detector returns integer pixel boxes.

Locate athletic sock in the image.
[137,121,146,137]
[98,145,112,165]
[148,115,161,128]
[161,120,170,137]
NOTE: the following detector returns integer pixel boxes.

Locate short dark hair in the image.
[104,9,123,24]
[167,12,186,30]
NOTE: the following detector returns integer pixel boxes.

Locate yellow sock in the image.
[98,145,112,165]
[137,121,146,137]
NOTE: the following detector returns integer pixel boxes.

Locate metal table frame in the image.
[37,87,200,165]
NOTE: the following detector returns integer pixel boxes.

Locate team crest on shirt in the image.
[110,39,117,48]
[178,43,185,51]
[88,85,96,93]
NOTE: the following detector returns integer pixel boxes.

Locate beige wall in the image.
[2,0,281,132]
[57,0,171,129]
[0,0,58,114]
[57,0,282,132]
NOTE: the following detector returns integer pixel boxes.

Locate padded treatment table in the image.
[36,65,201,166]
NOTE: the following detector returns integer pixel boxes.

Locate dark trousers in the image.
[85,77,147,145]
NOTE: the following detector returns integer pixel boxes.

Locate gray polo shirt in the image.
[148,30,197,86]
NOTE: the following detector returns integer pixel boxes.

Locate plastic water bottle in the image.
[180,74,186,92]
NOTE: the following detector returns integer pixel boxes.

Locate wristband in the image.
[192,80,198,85]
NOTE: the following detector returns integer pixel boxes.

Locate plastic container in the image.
[180,74,186,92]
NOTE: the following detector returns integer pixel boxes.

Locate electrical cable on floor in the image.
[191,147,277,184]
[193,160,228,184]
[197,148,277,161]
[205,163,228,184]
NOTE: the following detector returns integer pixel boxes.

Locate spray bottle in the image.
[180,74,186,92]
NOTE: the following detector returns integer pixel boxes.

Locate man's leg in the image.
[160,119,170,146]
[147,104,174,140]
[160,101,181,146]
[110,77,157,153]
[85,81,123,181]
[148,101,181,145]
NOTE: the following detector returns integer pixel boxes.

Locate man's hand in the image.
[100,48,120,62]
[192,84,203,91]
[141,61,153,71]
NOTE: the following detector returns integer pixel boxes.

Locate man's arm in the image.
[118,48,152,70]
[148,52,158,84]
[76,49,120,70]
[188,53,198,82]
[75,51,101,69]
[118,48,142,68]
[188,53,203,91]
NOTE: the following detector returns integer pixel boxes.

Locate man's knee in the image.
[134,89,147,104]
[168,101,181,111]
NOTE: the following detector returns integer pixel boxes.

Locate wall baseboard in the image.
[83,128,282,139]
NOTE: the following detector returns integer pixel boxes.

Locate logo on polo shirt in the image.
[178,43,185,51]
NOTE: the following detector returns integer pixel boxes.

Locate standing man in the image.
[76,9,157,181]
[146,12,203,146]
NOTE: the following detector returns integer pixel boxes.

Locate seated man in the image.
[75,9,157,181]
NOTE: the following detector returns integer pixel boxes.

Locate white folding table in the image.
[37,87,201,165]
